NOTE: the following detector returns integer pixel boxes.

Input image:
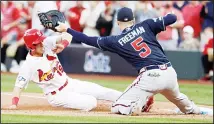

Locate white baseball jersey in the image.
[15,36,67,94]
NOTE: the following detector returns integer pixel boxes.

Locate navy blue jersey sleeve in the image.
[67,28,99,48]
[144,14,177,35]
[97,36,116,52]
[67,28,113,51]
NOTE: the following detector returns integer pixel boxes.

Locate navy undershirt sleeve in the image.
[67,28,114,51]
[67,28,99,48]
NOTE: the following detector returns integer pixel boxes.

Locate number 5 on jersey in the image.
[131,37,151,58]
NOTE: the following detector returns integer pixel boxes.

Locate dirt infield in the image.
[1,92,213,119]
[1,72,213,120]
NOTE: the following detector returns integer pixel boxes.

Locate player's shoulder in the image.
[141,17,163,28]
[137,18,152,26]
[135,18,155,29]
[145,17,160,24]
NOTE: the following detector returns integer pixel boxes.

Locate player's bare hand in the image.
[52,44,65,54]
[7,105,17,110]
[55,21,68,33]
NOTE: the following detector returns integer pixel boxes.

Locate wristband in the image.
[12,97,19,106]
[61,40,69,48]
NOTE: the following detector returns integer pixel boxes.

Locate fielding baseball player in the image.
[8,28,123,111]
[54,7,212,116]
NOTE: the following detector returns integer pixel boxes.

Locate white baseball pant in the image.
[46,78,122,111]
[111,64,200,115]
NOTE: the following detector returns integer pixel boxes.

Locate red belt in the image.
[50,79,68,95]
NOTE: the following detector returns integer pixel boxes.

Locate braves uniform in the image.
[14,35,122,111]
[66,7,203,115]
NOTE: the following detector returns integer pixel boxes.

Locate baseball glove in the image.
[38,10,66,32]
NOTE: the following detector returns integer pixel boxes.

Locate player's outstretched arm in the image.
[8,86,23,109]
[52,32,73,54]
[55,22,100,48]
[6,60,32,110]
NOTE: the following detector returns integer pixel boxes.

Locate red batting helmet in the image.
[23,29,46,50]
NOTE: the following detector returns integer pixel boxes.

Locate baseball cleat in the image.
[142,96,154,112]
[199,107,213,116]
[200,111,208,115]
[174,107,213,116]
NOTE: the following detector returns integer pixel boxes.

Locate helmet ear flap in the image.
[25,43,35,50]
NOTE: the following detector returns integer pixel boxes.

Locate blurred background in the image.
[1,1,213,82]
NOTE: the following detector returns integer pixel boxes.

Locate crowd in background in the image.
[1,1,213,81]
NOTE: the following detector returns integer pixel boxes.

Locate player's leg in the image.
[161,86,201,114]
[47,89,97,111]
[112,76,154,113]
[111,73,157,115]
[111,86,154,115]
[160,67,211,114]
[68,78,122,102]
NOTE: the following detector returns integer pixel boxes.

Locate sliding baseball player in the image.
[8,28,122,111]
